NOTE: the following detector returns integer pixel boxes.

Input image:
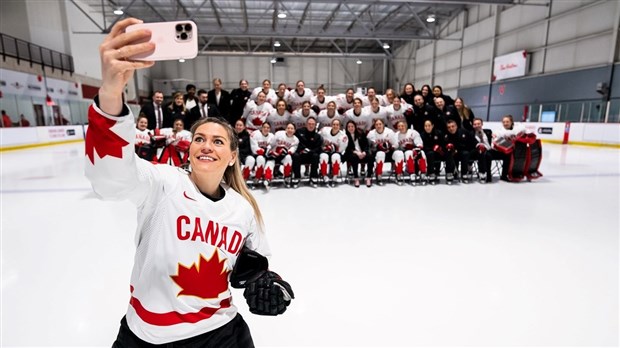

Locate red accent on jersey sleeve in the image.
[85,106,130,164]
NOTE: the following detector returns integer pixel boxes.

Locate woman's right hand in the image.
[98,18,155,116]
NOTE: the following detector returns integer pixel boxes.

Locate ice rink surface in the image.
[1,142,618,347]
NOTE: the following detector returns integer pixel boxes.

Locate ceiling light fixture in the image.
[113,8,124,15]
[382,43,390,49]
[277,12,287,19]
[356,59,362,65]
[274,41,281,47]
[426,14,435,23]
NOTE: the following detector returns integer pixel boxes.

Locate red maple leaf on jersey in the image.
[85,106,129,164]
[170,250,230,299]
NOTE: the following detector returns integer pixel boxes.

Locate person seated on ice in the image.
[292,117,323,188]
[234,119,252,180]
[367,118,399,186]
[318,118,348,187]
[471,117,494,183]
[492,114,524,181]
[248,122,274,186]
[420,119,444,185]
[268,122,299,188]
[343,120,371,188]
[395,120,427,186]
[443,119,477,184]
[157,119,192,166]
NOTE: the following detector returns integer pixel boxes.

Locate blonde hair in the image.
[188,118,265,232]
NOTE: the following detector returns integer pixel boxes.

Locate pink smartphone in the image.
[125,20,198,61]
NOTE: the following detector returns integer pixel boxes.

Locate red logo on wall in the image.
[498,85,506,96]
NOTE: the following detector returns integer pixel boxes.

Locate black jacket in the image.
[186,103,220,130]
[207,89,231,120]
[139,102,173,130]
[344,130,370,157]
[411,104,436,133]
[236,129,251,161]
[295,128,323,154]
[229,88,252,123]
[421,129,444,153]
[444,129,476,153]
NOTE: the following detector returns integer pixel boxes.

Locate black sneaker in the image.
[292,179,300,188]
[309,179,318,188]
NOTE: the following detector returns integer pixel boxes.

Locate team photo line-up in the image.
[136,77,542,189]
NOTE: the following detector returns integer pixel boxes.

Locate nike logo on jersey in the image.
[183,191,197,201]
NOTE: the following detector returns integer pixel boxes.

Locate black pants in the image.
[343,152,372,178]
[112,314,254,348]
[292,152,319,179]
[470,150,492,179]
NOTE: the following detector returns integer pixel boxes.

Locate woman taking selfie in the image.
[86,18,293,347]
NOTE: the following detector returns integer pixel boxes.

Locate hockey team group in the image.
[134,79,542,189]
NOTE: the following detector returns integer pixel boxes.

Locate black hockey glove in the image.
[230,247,294,316]
[244,271,294,316]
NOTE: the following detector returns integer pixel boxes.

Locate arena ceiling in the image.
[72,0,521,59]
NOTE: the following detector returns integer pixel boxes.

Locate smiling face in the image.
[277,100,287,114]
[327,101,337,115]
[473,119,483,132]
[374,119,385,133]
[261,122,271,136]
[454,98,463,110]
[424,120,433,133]
[347,122,356,134]
[153,92,164,106]
[174,94,184,106]
[306,117,317,132]
[286,123,296,137]
[414,95,424,107]
[296,81,305,93]
[435,98,445,110]
[173,119,184,132]
[240,80,249,91]
[331,119,341,132]
[397,121,407,133]
[346,89,354,102]
[137,117,148,131]
[189,122,237,177]
[433,87,442,97]
[234,120,245,133]
[405,84,414,95]
[353,98,363,111]
[257,92,266,105]
[262,80,271,91]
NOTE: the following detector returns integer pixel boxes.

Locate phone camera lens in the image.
[184,24,192,31]
[176,24,183,31]
[180,32,188,40]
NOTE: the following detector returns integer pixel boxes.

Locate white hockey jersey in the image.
[266,109,291,132]
[319,127,348,153]
[159,128,192,146]
[271,130,299,154]
[367,128,398,151]
[289,109,317,130]
[250,129,275,155]
[334,94,355,112]
[344,108,372,132]
[364,105,388,125]
[243,100,274,132]
[310,95,335,111]
[250,87,278,106]
[286,88,314,111]
[384,104,407,130]
[135,128,152,146]
[84,103,270,344]
[317,109,344,130]
[397,129,423,150]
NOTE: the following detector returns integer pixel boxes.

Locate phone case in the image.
[125,21,198,61]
